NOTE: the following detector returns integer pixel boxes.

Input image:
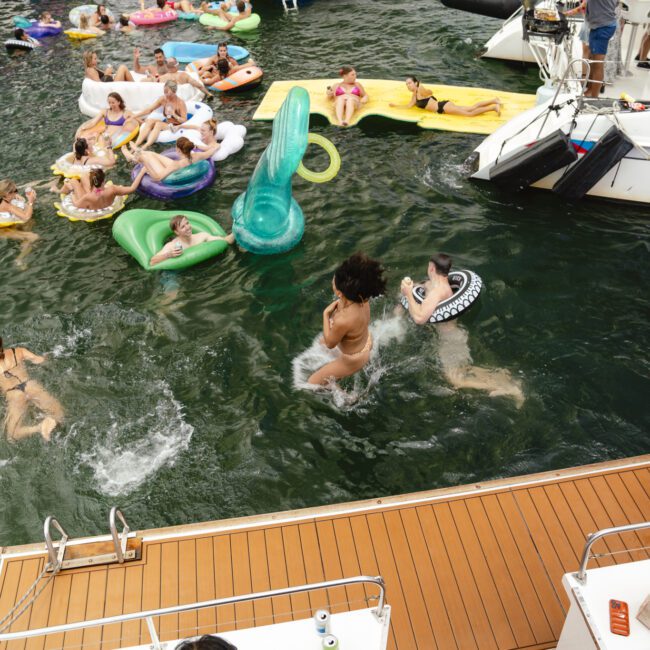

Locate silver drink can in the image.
[314,609,330,636]
[322,635,339,649]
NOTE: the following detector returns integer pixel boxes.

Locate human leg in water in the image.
[4,391,57,442]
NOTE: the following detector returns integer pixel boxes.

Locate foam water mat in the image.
[253,79,537,135]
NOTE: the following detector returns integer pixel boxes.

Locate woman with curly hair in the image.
[308,252,387,385]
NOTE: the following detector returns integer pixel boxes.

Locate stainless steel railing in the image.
[575,520,650,583]
[43,516,68,571]
[109,506,130,563]
[0,575,387,647]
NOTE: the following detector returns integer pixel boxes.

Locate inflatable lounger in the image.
[253,79,536,135]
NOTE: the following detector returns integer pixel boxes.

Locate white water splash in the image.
[78,381,193,496]
[51,326,92,358]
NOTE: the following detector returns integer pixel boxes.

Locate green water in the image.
[0,0,648,547]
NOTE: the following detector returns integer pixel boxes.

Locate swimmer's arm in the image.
[357,82,369,103]
[19,348,46,364]
[402,290,436,325]
[114,168,146,195]
[321,301,345,348]
[133,97,162,118]
[389,93,416,109]
[191,143,218,161]
[76,113,103,137]
[150,242,177,266]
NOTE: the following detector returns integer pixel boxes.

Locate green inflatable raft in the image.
[112,209,229,271]
[198,12,261,32]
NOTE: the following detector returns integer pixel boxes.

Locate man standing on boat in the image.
[400,254,524,407]
[581,0,618,97]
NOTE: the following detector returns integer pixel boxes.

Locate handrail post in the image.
[145,617,161,650]
[43,516,68,571]
[109,507,130,564]
[373,576,386,618]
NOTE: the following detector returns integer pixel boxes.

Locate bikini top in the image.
[104,112,126,126]
[335,84,361,97]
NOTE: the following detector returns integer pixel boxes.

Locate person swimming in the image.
[0,337,64,442]
[307,253,387,386]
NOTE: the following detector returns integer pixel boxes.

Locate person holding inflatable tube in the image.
[390,77,501,117]
[326,66,369,126]
[400,254,524,407]
[149,214,234,266]
[59,168,145,210]
[84,51,133,82]
[38,12,62,29]
[200,0,251,30]
[131,80,187,149]
[308,253,386,386]
[0,180,39,269]
[148,57,214,97]
[76,92,139,146]
[91,4,114,27]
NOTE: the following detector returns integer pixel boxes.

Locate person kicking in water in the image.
[308,252,387,386]
[400,253,524,407]
[0,337,64,442]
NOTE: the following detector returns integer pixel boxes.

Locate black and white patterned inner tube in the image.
[5,39,39,51]
[400,270,483,323]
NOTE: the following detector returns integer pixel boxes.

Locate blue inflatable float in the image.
[161,41,249,64]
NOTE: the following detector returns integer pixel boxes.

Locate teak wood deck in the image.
[1,455,649,650]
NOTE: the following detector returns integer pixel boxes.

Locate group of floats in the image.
[6,1,262,50]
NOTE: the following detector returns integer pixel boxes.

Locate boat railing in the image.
[0,575,387,648]
[575,520,650,584]
[43,515,68,571]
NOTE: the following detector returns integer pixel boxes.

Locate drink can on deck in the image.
[314,609,330,635]
[322,635,339,649]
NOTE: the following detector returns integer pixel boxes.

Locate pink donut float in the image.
[129,8,177,25]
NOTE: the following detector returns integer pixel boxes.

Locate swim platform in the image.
[253,79,537,135]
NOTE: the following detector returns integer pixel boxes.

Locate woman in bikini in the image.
[326,66,369,126]
[59,167,145,209]
[83,51,133,82]
[0,179,39,269]
[132,80,187,150]
[308,253,387,386]
[70,136,116,169]
[390,76,501,117]
[123,136,213,181]
[76,92,138,146]
[0,337,64,442]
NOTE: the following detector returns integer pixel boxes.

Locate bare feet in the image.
[224,233,235,244]
[341,121,348,127]
[495,104,501,117]
[48,178,63,194]
[122,147,135,162]
[40,417,57,441]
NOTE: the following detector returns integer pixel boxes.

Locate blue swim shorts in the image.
[589,22,617,55]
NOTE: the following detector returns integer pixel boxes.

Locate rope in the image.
[0,561,60,633]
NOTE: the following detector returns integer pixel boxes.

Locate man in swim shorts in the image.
[149,214,235,266]
[583,0,618,96]
[200,0,251,30]
[400,254,524,407]
[0,337,64,442]
[133,47,168,78]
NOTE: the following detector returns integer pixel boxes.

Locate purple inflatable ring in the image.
[132,149,216,201]
[26,22,62,37]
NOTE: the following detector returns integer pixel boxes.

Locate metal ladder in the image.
[282,0,298,12]
[44,506,135,572]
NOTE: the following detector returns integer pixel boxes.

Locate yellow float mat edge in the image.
[253,79,537,136]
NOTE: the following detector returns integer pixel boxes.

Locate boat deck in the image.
[1,455,649,650]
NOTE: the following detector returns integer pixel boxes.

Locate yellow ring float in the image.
[297,133,341,184]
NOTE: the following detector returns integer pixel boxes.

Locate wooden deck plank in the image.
[449,499,519,649]
[618,471,650,546]
[178,539,198,640]
[633,468,650,499]
[279,526,311,621]
[100,567,125,650]
[60,572,90,650]
[0,559,24,650]
[365,512,417,650]
[314,521,347,615]
[42,574,72,650]
[479,494,554,643]
[195,537,216,635]
[79,569,107,650]
[330,519,368,613]
[297,523,327,613]
[159,542,179,642]
[495,492,565,637]
[433,503,498,650]
[263,528,292,624]
[6,559,41,650]
[348,516,397,650]
[120,565,143,648]
[213,535,235,634]
[381,511,435,649]
[229,533,253,631]
[139,544,161,642]
[246,530,273,627]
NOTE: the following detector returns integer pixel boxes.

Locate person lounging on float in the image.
[200,0,250,30]
[308,253,386,386]
[196,42,256,85]
[13,28,40,47]
[84,51,133,82]
[76,92,138,146]
[133,47,169,78]
[147,57,213,97]
[0,180,39,268]
[78,13,104,35]
[180,120,222,158]
[149,214,234,266]
[0,337,64,442]
[400,254,524,407]
[123,136,213,181]
[326,66,369,126]
[390,76,501,117]
[116,15,137,33]
[91,4,114,26]
[59,168,145,209]
[131,80,187,149]
[38,12,61,28]
[71,137,116,169]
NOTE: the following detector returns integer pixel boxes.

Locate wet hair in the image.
[154,47,164,56]
[217,41,228,52]
[334,252,387,303]
[406,75,420,86]
[217,58,230,78]
[74,138,90,160]
[157,0,166,8]
[170,214,187,233]
[236,0,246,12]
[89,168,105,188]
[430,253,452,276]
[96,4,106,14]
[0,179,17,199]
[79,13,90,28]
[176,636,237,650]
[204,119,217,134]
[108,92,125,110]
[176,137,194,159]
[100,14,109,24]
[339,65,354,77]
[15,28,25,39]
[164,79,178,93]
[83,50,96,68]
[119,15,130,26]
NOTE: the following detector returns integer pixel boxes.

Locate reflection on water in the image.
[0,0,648,545]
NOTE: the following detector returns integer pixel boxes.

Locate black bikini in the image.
[2,350,28,393]
[415,94,449,114]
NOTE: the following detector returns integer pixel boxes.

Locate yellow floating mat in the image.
[253,79,537,135]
